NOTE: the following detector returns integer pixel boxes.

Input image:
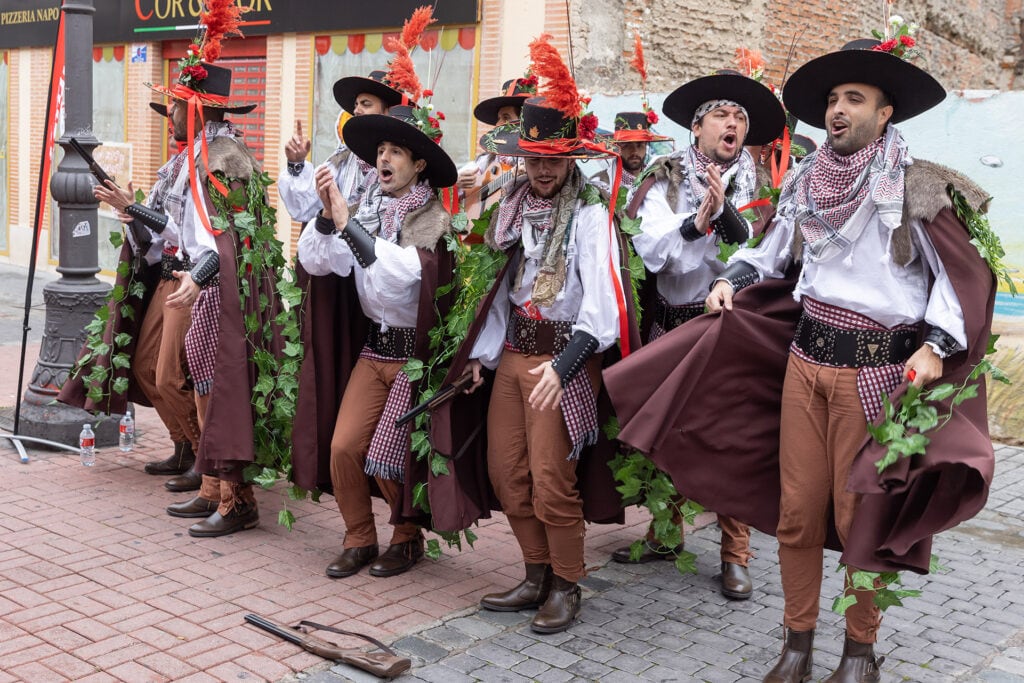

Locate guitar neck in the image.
[482,168,518,199]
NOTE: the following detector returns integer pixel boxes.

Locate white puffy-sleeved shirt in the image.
[469,198,624,370]
[727,190,967,349]
[278,147,368,224]
[296,186,423,330]
[631,154,751,306]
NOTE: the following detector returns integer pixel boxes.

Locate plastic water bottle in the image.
[79,423,96,467]
[119,410,135,452]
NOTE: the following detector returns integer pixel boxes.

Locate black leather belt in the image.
[794,312,920,368]
[367,325,416,359]
[160,251,192,280]
[654,297,704,332]
[506,308,572,356]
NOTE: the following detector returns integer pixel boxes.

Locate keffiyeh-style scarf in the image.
[792,124,909,263]
[685,144,757,214]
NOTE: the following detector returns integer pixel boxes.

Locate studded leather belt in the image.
[793,313,920,368]
[160,250,192,281]
[367,325,416,359]
[653,296,704,332]
[505,307,572,356]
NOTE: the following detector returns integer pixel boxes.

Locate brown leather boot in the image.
[368,537,424,577]
[823,636,883,683]
[144,441,195,475]
[530,575,580,634]
[763,628,814,683]
[720,561,753,600]
[480,563,553,612]
[165,467,202,492]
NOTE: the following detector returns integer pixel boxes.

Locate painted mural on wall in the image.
[586,89,1023,440]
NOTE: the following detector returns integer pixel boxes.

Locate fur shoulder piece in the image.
[627,155,686,218]
[902,159,991,225]
[399,195,452,251]
[201,136,261,184]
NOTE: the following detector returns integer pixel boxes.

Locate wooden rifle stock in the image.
[394,372,475,429]
[244,614,411,678]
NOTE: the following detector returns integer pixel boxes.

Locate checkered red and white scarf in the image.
[791,297,917,422]
[380,180,433,242]
[562,371,599,461]
[685,145,756,215]
[185,286,221,396]
[791,124,908,262]
[359,349,414,483]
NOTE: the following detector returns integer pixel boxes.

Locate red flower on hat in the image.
[579,113,598,141]
[874,39,898,53]
[422,89,434,97]
[183,64,208,82]
[188,43,201,57]
[436,111,446,120]
[646,110,659,125]
[900,35,915,47]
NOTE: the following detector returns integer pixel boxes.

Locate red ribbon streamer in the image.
[611,130,662,142]
[769,126,791,190]
[171,84,232,236]
[516,136,632,357]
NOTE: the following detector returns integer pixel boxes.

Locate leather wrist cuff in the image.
[924,327,963,358]
[711,200,749,244]
[551,331,599,388]
[190,250,220,287]
[679,215,704,242]
[315,213,336,235]
[341,218,377,268]
[717,261,759,292]
[125,203,168,234]
[287,161,305,177]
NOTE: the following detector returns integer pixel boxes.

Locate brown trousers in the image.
[778,353,881,643]
[487,352,603,583]
[195,392,255,515]
[133,277,201,449]
[644,505,751,566]
[330,357,420,549]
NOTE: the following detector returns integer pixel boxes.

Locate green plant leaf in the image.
[277,508,296,530]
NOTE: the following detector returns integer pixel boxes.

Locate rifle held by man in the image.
[395,372,475,429]
[69,137,116,187]
[244,614,411,679]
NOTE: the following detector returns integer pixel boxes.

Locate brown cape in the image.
[192,136,285,481]
[605,160,996,574]
[58,230,161,414]
[289,195,455,527]
[428,189,641,532]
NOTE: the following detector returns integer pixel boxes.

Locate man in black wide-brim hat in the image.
[615,69,785,600]
[699,37,998,683]
[295,104,458,580]
[279,70,405,224]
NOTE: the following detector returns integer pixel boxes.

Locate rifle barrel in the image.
[244,614,303,647]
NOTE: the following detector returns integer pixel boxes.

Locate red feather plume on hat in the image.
[630,31,647,83]
[199,0,247,63]
[528,34,582,120]
[384,5,436,102]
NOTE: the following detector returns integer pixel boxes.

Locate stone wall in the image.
[567,0,1022,96]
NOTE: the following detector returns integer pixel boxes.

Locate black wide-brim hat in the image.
[147,63,256,114]
[604,111,672,142]
[482,97,611,160]
[344,106,457,188]
[149,102,168,117]
[783,40,946,129]
[333,70,406,115]
[663,71,785,146]
[473,78,533,125]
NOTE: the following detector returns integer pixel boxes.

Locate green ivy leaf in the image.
[109,231,124,248]
[673,550,698,575]
[253,467,278,489]
[111,353,131,370]
[112,376,130,395]
[430,453,450,477]
[425,538,442,561]
[403,358,425,382]
[832,594,858,615]
[277,508,296,530]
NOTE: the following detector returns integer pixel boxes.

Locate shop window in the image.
[312,27,476,168]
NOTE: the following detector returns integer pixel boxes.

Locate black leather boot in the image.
[530,575,580,634]
[823,636,883,683]
[144,441,195,475]
[763,628,814,682]
[480,563,553,612]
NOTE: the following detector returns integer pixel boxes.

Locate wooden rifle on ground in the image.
[244,614,411,678]
[394,372,475,429]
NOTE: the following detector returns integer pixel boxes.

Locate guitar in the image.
[462,158,522,219]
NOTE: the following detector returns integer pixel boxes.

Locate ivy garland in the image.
[206,170,307,530]
[70,188,153,405]
[403,202,507,559]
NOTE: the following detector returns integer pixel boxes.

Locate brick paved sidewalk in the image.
[297,445,1024,683]
[0,365,654,682]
